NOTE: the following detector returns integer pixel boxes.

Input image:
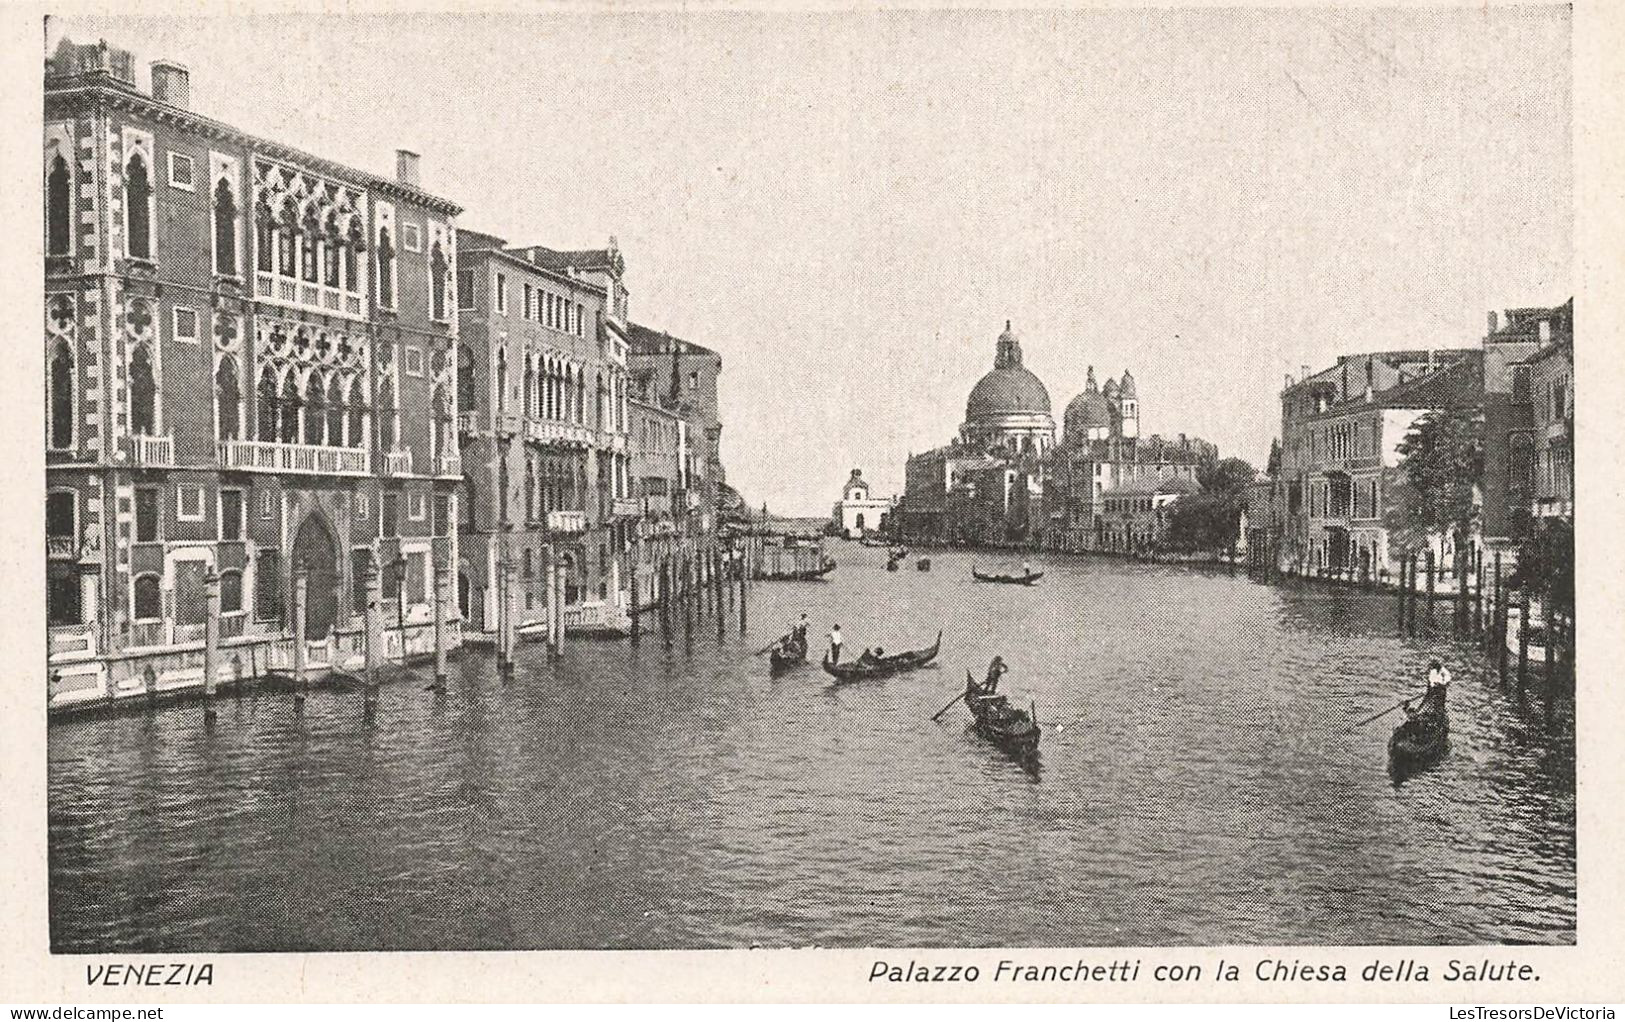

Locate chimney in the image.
[1539,319,1551,344]
[150,60,189,108]
[395,149,421,187]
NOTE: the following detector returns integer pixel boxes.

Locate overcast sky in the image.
[49,8,1571,516]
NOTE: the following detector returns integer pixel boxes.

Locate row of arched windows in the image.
[523,453,588,521]
[249,364,371,449]
[254,199,365,295]
[130,568,245,623]
[516,354,588,424]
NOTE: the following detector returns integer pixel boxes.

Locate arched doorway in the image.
[291,512,339,639]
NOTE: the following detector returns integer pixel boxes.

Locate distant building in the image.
[1098,474,1200,552]
[1276,348,1481,579]
[1525,320,1573,523]
[1480,301,1572,556]
[832,469,894,538]
[627,324,723,539]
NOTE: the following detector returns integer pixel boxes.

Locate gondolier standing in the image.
[828,624,843,664]
[794,613,810,645]
[984,655,1008,693]
[1427,659,1451,693]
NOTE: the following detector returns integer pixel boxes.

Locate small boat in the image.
[769,633,808,673]
[971,567,1044,585]
[759,558,837,582]
[964,670,1041,750]
[860,537,892,548]
[822,631,942,684]
[1388,685,1448,766]
[886,560,900,572]
[917,558,931,571]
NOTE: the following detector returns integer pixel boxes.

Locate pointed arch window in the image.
[50,343,74,449]
[301,209,320,283]
[323,211,341,287]
[255,199,273,273]
[125,152,152,260]
[523,358,535,419]
[495,349,507,415]
[48,154,71,257]
[344,218,363,294]
[525,457,536,522]
[257,365,278,441]
[457,344,475,415]
[304,372,325,446]
[378,378,397,452]
[376,227,395,308]
[215,357,240,441]
[345,377,366,449]
[326,374,345,447]
[432,386,451,463]
[279,372,301,444]
[213,179,237,276]
[576,368,586,425]
[430,241,448,321]
[129,344,156,436]
[278,205,298,277]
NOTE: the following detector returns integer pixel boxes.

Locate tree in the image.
[1267,439,1282,476]
[1167,457,1257,554]
[1383,408,1483,553]
[1510,517,1574,618]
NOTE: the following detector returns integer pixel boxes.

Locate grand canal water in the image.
[49,544,1575,950]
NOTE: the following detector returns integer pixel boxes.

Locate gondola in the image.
[971,567,1044,585]
[759,559,838,582]
[822,630,942,684]
[964,670,1041,750]
[769,633,808,673]
[1388,685,1448,766]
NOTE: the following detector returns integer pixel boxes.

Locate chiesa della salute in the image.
[899,321,1216,549]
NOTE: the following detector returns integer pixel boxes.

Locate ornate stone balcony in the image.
[383,448,413,476]
[524,419,594,449]
[217,439,369,476]
[611,497,641,518]
[437,454,462,478]
[126,433,174,467]
[546,510,587,534]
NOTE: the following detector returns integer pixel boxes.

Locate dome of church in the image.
[964,321,1052,421]
[1064,389,1113,436]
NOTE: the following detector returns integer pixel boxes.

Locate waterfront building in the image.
[1525,319,1573,523]
[831,469,894,538]
[1276,348,1481,579]
[1479,301,1572,559]
[45,40,464,705]
[626,391,688,608]
[452,230,636,638]
[627,324,724,540]
[1097,474,1200,552]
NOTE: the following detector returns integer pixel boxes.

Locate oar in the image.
[931,672,973,721]
[1351,691,1425,730]
[753,634,789,656]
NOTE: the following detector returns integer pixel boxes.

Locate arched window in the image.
[495,349,507,415]
[257,365,278,441]
[376,227,394,307]
[213,179,237,276]
[129,344,156,436]
[323,211,341,287]
[47,154,71,257]
[326,374,345,447]
[576,368,586,425]
[215,357,240,441]
[50,343,73,449]
[279,371,301,444]
[255,199,273,273]
[219,569,243,614]
[304,371,325,445]
[596,372,606,430]
[125,152,152,260]
[378,377,396,452]
[431,386,449,462]
[345,377,365,448]
[525,457,536,522]
[279,204,298,277]
[430,242,448,321]
[457,345,475,415]
[300,208,320,283]
[344,218,363,294]
[524,357,536,419]
[133,573,162,621]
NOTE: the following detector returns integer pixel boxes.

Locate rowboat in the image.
[822,631,942,684]
[1388,685,1448,766]
[759,559,837,582]
[964,670,1041,750]
[769,634,808,673]
[971,567,1044,585]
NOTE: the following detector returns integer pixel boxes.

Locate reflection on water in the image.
[49,545,1575,950]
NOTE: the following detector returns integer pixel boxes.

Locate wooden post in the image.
[1424,548,1436,630]
[1517,587,1530,693]
[715,548,726,641]
[1406,554,1418,637]
[1495,553,1508,684]
[1475,552,1486,638]
[739,545,749,635]
[629,547,641,645]
[292,568,308,708]
[364,552,382,720]
[551,549,564,657]
[203,567,220,725]
[1396,552,1407,634]
[432,561,448,693]
[1544,584,1557,728]
[660,556,673,651]
[144,663,157,710]
[683,553,695,648]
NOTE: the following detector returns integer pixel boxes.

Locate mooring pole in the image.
[432,561,448,694]
[1544,583,1558,728]
[684,553,695,648]
[1495,553,1508,684]
[1424,548,1436,630]
[1396,552,1407,634]
[1517,587,1531,694]
[739,545,749,635]
[1407,554,1419,637]
[715,548,726,641]
[203,567,221,726]
[660,556,673,651]
[364,552,382,721]
[629,545,641,646]
[293,567,308,709]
